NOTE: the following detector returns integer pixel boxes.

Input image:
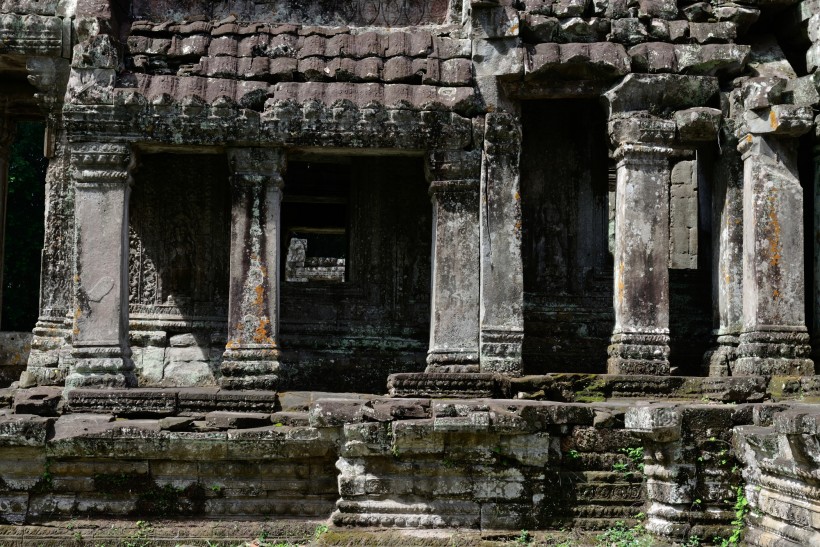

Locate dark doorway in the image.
[3,121,46,331]
[521,100,612,374]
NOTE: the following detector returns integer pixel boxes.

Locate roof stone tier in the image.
[125,20,473,86]
[127,0,452,27]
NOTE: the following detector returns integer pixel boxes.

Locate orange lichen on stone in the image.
[617,261,624,305]
[769,110,778,130]
[768,194,782,267]
[253,316,273,344]
[254,284,264,306]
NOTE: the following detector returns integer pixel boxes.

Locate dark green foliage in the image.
[4,121,45,331]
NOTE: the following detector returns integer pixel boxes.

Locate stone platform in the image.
[0,375,818,545]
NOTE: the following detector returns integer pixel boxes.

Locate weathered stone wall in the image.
[128,153,232,387]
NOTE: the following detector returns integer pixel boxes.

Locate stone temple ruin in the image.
[0,0,820,544]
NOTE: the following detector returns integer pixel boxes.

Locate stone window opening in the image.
[282,160,351,284]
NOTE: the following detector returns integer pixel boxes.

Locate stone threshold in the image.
[0,519,659,546]
[5,373,813,418]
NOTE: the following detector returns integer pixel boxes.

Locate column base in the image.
[219,347,280,390]
[607,332,671,375]
[734,329,814,376]
[701,333,739,377]
[25,317,71,386]
[479,327,523,376]
[425,350,479,373]
[65,345,137,389]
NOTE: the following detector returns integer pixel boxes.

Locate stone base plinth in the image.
[387,372,507,398]
[734,329,814,376]
[701,334,739,377]
[22,324,67,386]
[66,346,137,389]
[607,332,671,375]
[64,387,280,415]
[425,350,480,374]
[479,328,524,376]
[219,348,280,390]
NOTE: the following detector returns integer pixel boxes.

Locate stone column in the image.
[480,112,524,376]
[607,115,676,376]
[27,137,74,385]
[220,148,284,390]
[813,135,820,362]
[425,150,481,373]
[0,117,15,330]
[66,142,136,389]
[703,128,744,376]
[734,133,813,376]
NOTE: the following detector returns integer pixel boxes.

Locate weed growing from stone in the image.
[313,523,329,540]
[620,447,645,472]
[595,521,653,547]
[122,520,153,547]
[514,529,532,545]
[713,486,749,547]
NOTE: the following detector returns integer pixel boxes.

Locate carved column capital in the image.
[227,147,285,189]
[736,104,815,145]
[613,143,676,167]
[425,149,481,182]
[609,113,676,148]
[70,142,134,185]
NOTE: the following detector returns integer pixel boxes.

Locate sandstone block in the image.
[625,405,681,441]
[610,18,649,45]
[553,0,588,17]
[208,36,238,56]
[0,413,53,446]
[629,42,676,73]
[521,14,559,42]
[13,387,62,416]
[205,411,271,429]
[638,0,677,19]
[689,22,736,44]
[560,16,609,42]
[431,36,469,59]
[382,56,414,82]
[674,107,721,141]
[353,32,383,58]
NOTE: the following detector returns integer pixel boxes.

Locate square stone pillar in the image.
[703,130,744,376]
[425,150,481,373]
[220,148,284,390]
[735,134,813,375]
[27,137,74,385]
[480,113,524,377]
[66,142,136,389]
[607,116,676,376]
